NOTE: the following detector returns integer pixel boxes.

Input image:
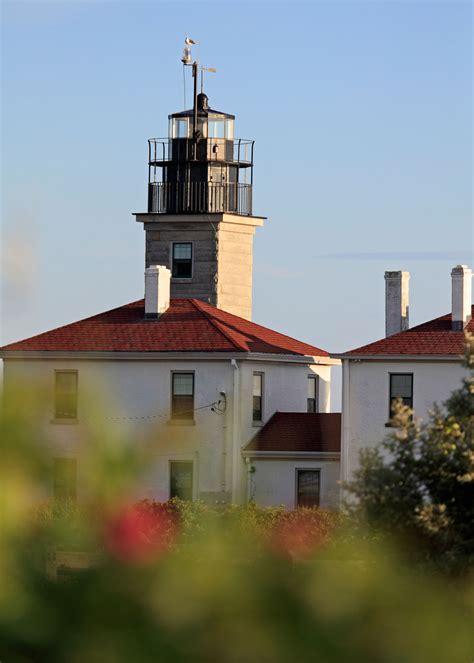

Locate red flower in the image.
[103,502,178,564]
[271,511,328,561]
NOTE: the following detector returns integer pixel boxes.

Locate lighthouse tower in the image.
[134,48,265,320]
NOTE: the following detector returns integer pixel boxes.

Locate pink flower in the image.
[103,502,178,564]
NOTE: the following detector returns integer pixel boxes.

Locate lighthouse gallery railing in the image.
[148,181,252,216]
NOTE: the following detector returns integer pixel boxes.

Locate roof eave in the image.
[333,353,464,361]
[242,450,340,459]
[0,350,333,363]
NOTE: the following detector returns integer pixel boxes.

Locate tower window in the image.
[307,375,319,413]
[171,372,195,420]
[252,372,264,423]
[55,370,78,419]
[172,242,193,279]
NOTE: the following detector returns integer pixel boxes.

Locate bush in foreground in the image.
[346,333,474,575]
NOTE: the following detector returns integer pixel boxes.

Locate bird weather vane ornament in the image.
[180,38,217,149]
[181,36,197,65]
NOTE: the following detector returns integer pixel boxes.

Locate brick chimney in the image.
[385,271,410,337]
[451,265,472,330]
[145,265,171,318]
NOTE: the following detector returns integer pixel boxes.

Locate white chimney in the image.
[451,265,472,330]
[385,271,410,337]
[145,265,171,318]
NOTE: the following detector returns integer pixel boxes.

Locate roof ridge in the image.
[193,299,328,356]
[189,299,248,352]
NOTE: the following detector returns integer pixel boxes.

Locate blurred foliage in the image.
[1,362,473,661]
[346,333,474,575]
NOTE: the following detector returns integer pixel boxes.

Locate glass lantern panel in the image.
[198,116,207,138]
[225,120,234,140]
[172,118,189,138]
[208,118,225,139]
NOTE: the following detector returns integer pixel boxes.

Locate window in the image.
[225,119,234,140]
[389,373,413,417]
[172,118,189,138]
[170,461,193,501]
[53,458,77,501]
[307,375,319,413]
[171,372,194,420]
[208,118,225,139]
[55,371,78,419]
[252,372,263,423]
[296,469,320,508]
[172,242,193,279]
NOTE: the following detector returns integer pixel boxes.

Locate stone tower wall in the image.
[137,213,265,320]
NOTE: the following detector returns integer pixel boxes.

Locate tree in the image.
[345,334,474,574]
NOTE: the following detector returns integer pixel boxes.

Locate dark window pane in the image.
[172,373,194,419]
[172,243,192,278]
[55,371,78,419]
[253,395,262,422]
[172,395,194,419]
[252,373,263,422]
[297,470,320,508]
[389,374,413,414]
[170,462,193,500]
[54,458,77,501]
[307,398,316,413]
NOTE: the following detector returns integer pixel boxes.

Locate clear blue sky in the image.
[2,1,472,407]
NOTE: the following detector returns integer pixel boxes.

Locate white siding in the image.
[342,359,465,482]
[250,459,340,510]
[3,356,335,505]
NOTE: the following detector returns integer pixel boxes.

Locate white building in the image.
[1,292,338,506]
[243,412,341,509]
[337,265,472,484]
[1,82,340,509]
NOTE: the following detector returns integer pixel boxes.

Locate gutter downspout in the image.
[231,358,241,503]
[245,457,252,504]
[340,358,351,507]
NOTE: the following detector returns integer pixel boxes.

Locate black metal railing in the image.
[148,181,253,216]
[148,138,254,166]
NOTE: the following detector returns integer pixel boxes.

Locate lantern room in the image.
[147,92,254,216]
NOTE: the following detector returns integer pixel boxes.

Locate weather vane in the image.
[181,37,216,149]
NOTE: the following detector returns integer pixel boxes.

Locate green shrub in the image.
[346,333,474,575]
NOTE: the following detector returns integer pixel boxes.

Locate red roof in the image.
[0,298,328,357]
[244,412,341,453]
[341,306,474,357]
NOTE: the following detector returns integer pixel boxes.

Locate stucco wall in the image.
[3,356,334,505]
[249,458,340,510]
[342,359,465,482]
[239,361,332,444]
